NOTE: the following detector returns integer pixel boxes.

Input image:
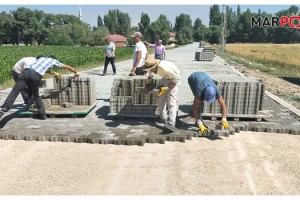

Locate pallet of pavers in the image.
[108,77,162,118]
[201,74,272,121]
[20,76,96,118]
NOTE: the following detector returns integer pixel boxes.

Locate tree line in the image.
[0,5,299,46]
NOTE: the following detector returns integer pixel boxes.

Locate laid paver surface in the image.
[0,43,299,145]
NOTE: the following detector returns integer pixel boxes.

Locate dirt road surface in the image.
[0,43,299,195]
[0,131,299,195]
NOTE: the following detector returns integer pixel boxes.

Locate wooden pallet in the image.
[201,111,272,122]
[107,113,159,120]
[19,103,97,118]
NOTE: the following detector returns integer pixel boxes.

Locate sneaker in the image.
[164,123,176,132]
[101,73,106,76]
[0,107,9,112]
[34,114,47,120]
[113,73,117,75]
[0,110,4,119]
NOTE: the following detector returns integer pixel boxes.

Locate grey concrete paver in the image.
[0,43,299,145]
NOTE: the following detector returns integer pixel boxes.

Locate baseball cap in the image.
[131,32,142,38]
[204,86,216,103]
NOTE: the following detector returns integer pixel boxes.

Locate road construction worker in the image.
[188,72,229,135]
[0,55,79,120]
[129,31,148,76]
[12,55,44,104]
[142,57,180,132]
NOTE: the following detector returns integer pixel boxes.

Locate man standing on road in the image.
[102,37,116,76]
[188,72,229,135]
[144,39,166,60]
[0,55,79,120]
[12,55,43,104]
[142,57,180,132]
[129,32,148,76]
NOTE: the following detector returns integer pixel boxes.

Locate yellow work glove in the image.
[73,72,80,78]
[199,125,209,136]
[158,87,169,97]
[220,118,230,129]
[53,72,61,78]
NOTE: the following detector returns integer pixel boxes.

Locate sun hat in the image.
[141,57,161,71]
[204,85,216,103]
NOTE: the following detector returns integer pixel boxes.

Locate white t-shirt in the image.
[13,57,36,74]
[105,42,115,57]
[133,41,147,68]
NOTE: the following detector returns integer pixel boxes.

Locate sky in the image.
[0,3,298,28]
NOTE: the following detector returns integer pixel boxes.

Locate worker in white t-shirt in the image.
[129,31,148,76]
[12,55,43,104]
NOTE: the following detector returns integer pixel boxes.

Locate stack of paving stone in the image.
[202,74,265,115]
[195,41,215,61]
[110,78,162,116]
[42,76,96,106]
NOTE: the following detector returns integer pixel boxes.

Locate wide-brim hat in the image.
[141,57,161,71]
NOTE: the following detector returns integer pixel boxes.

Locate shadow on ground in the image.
[280,77,300,86]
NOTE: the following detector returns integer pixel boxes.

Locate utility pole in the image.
[221,5,227,54]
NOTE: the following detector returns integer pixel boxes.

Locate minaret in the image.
[79,6,82,21]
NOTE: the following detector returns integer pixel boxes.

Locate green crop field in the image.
[0,45,133,85]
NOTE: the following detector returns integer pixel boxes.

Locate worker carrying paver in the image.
[0,55,79,120]
[142,57,180,132]
[12,55,44,105]
[188,72,230,136]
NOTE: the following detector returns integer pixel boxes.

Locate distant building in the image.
[106,34,127,47]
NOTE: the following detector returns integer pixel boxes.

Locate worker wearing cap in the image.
[142,57,180,132]
[144,39,166,60]
[188,72,229,135]
[0,55,79,120]
[129,31,148,76]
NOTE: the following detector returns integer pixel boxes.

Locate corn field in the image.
[0,46,133,84]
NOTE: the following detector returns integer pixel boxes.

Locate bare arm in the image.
[61,64,77,74]
[193,97,202,121]
[131,51,142,73]
[218,96,227,118]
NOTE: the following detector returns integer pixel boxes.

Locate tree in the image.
[103,9,131,36]
[97,15,103,27]
[146,14,171,44]
[193,18,207,42]
[138,12,150,37]
[46,24,73,45]
[206,25,221,44]
[174,13,193,44]
[209,5,222,26]
[87,26,110,46]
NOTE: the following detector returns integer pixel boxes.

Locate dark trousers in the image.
[103,56,116,74]
[12,70,30,103]
[2,68,45,116]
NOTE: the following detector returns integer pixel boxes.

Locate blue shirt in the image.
[29,57,63,76]
[188,72,221,101]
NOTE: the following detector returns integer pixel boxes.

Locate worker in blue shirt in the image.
[188,72,229,135]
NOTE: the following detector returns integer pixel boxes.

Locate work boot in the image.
[164,123,176,132]
[34,114,47,120]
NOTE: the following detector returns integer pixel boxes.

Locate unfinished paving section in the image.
[0,42,299,146]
